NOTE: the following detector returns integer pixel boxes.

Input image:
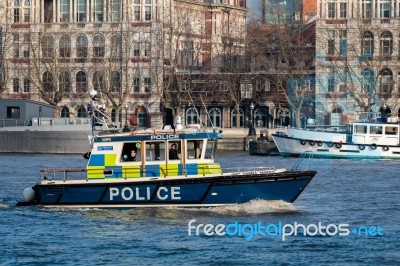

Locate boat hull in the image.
[17,171,316,208]
[273,134,400,159]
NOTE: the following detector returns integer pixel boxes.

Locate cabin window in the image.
[146,141,165,161]
[205,140,216,159]
[385,126,398,135]
[186,140,203,159]
[168,141,180,160]
[121,142,141,162]
[370,126,383,135]
[355,125,367,134]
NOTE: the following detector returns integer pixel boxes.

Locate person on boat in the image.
[169,144,180,160]
[124,149,137,161]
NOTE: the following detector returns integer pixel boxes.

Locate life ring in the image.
[327,142,334,148]
[317,141,323,147]
[334,143,342,149]
[382,146,389,151]
[371,143,377,150]
[309,141,315,146]
[300,140,307,145]
[359,145,365,150]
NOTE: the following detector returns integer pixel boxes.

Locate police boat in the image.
[17,117,316,208]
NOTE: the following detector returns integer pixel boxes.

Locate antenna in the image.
[199,94,213,129]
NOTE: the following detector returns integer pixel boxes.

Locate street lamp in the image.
[123,103,130,132]
[248,102,256,136]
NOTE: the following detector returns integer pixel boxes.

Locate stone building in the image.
[0,0,247,128]
[315,0,400,125]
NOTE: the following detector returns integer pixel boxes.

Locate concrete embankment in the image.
[0,128,274,154]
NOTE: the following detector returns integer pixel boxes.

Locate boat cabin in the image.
[351,122,400,146]
[86,129,222,179]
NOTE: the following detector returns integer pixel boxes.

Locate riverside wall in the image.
[0,128,274,154]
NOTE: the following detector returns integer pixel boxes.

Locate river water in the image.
[0,152,399,265]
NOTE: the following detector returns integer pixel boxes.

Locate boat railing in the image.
[305,125,346,132]
[221,166,277,175]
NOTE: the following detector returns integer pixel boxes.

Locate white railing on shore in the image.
[0,119,18,127]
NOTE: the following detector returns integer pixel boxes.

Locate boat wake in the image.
[182,200,297,216]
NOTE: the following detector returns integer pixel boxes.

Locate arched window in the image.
[276,107,289,127]
[61,106,70,117]
[76,70,87,92]
[59,71,71,93]
[208,107,221,127]
[41,35,54,58]
[42,71,54,91]
[380,31,393,56]
[111,71,121,92]
[77,106,87,117]
[59,35,71,57]
[331,107,343,126]
[379,68,392,94]
[93,34,105,57]
[231,108,244,128]
[361,69,375,94]
[186,107,199,125]
[76,35,88,58]
[93,71,104,91]
[111,35,122,58]
[361,31,373,57]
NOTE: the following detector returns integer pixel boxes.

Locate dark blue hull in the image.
[18,171,316,208]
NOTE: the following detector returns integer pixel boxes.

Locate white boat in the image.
[272,113,400,159]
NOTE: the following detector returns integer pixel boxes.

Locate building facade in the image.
[316,0,400,126]
[0,0,247,128]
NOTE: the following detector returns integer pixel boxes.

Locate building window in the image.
[77,0,87,22]
[23,78,30,92]
[7,107,20,118]
[133,76,140,92]
[13,0,20,23]
[93,34,105,57]
[13,34,19,58]
[93,0,104,22]
[133,33,140,56]
[59,71,71,92]
[143,77,151,92]
[331,107,343,125]
[93,71,104,91]
[327,2,336,19]
[77,106,87,117]
[240,83,252,98]
[361,31,374,57]
[179,40,194,66]
[379,68,392,94]
[328,76,335,92]
[76,35,88,58]
[59,35,71,57]
[186,107,199,125]
[220,81,228,91]
[339,3,347,18]
[138,108,147,128]
[380,2,391,18]
[362,69,375,94]
[60,0,70,22]
[111,0,121,22]
[42,35,54,58]
[380,31,393,56]
[144,0,152,21]
[231,108,244,128]
[362,1,372,19]
[327,30,335,55]
[112,71,121,92]
[43,71,54,91]
[61,106,70,117]
[76,70,87,92]
[23,0,30,23]
[208,107,221,127]
[339,30,347,57]
[13,78,20,92]
[111,35,122,58]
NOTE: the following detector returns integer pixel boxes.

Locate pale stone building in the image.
[0,0,246,128]
[316,0,400,125]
